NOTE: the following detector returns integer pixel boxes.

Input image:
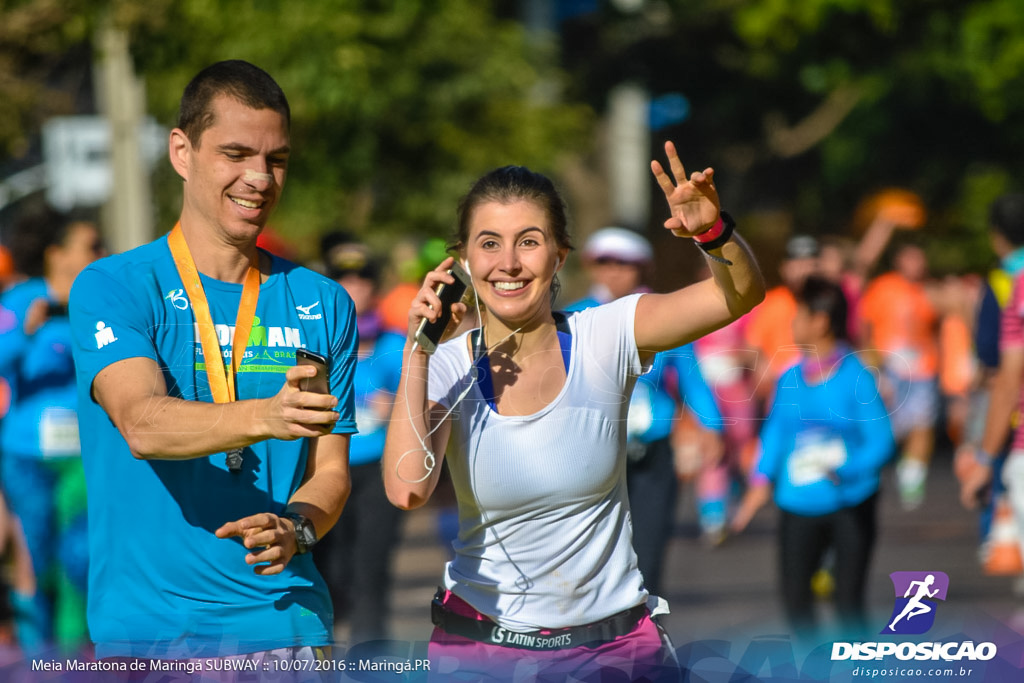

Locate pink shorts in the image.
[427,590,680,682]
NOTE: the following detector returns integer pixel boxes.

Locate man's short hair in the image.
[990,193,1024,248]
[177,60,290,147]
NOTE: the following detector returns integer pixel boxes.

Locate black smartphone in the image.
[414,261,473,354]
[295,349,330,394]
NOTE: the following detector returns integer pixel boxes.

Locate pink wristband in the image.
[693,216,725,244]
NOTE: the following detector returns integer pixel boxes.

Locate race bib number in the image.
[886,345,921,379]
[354,391,392,436]
[788,434,846,487]
[627,382,655,441]
[699,352,743,385]
[355,404,383,435]
[39,407,81,458]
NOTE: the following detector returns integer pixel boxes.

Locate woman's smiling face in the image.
[463,200,567,327]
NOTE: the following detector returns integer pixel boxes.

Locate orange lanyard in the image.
[167,223,261,403]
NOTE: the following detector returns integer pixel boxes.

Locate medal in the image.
[168,223,261,473]
[225,448,244,472]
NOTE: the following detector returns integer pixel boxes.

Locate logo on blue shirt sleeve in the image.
[94,321,118,349]
[296,302,322,320]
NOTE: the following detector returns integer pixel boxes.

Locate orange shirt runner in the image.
[859,272,938,379]
[745,285,802,393]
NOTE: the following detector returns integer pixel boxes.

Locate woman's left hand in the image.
[651,140,721,238]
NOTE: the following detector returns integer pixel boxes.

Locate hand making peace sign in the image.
[651,140,722,238]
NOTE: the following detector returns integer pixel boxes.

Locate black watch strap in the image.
[283,512,317,554]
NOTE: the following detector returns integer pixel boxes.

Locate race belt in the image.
[430,589,647,651]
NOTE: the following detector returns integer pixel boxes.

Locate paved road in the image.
[2,448,1019,681]
[367,449,1024,669]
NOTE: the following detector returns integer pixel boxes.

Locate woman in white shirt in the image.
[383,142,765,681]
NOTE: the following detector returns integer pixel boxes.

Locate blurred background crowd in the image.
[2,0,1024,666]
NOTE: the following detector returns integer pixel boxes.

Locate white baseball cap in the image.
[583,227,653,264]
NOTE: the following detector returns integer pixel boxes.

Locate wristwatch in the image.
[283,512,317,554]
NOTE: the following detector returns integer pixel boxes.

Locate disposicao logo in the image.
[831,570,997,663]
[883,571,948,635]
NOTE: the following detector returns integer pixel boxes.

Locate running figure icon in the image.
[888,574,939,631]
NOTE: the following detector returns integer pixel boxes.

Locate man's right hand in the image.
[94,356,342,460]
[259,364,340,441]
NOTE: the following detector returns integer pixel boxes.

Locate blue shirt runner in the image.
[69,237,358,658]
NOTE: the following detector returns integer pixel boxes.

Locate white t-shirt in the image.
[428,293,651,631]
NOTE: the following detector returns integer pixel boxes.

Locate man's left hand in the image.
[215,513,298,575]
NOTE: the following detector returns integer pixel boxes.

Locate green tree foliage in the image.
[0,0,104,158]
[562,0,1024,273]
[7,0,1024,274]
[127,0,592,253]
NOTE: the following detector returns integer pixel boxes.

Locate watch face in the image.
[288,514,317,554]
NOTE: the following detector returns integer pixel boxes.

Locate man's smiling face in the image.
[174,93,290,245]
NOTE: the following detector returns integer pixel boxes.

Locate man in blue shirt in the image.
[68,60,357,662]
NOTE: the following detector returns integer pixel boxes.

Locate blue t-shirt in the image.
[636,347,723,442]
[349,330,404,467]
[68,236,358,658]
[0,278,81,458]
[565,296,722,442]
[757,352,895,516]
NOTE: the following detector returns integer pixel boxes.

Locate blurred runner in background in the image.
[735,276,894,638]
[859,239,939,510]
[314,233,406,643]
[0,205,103,655]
